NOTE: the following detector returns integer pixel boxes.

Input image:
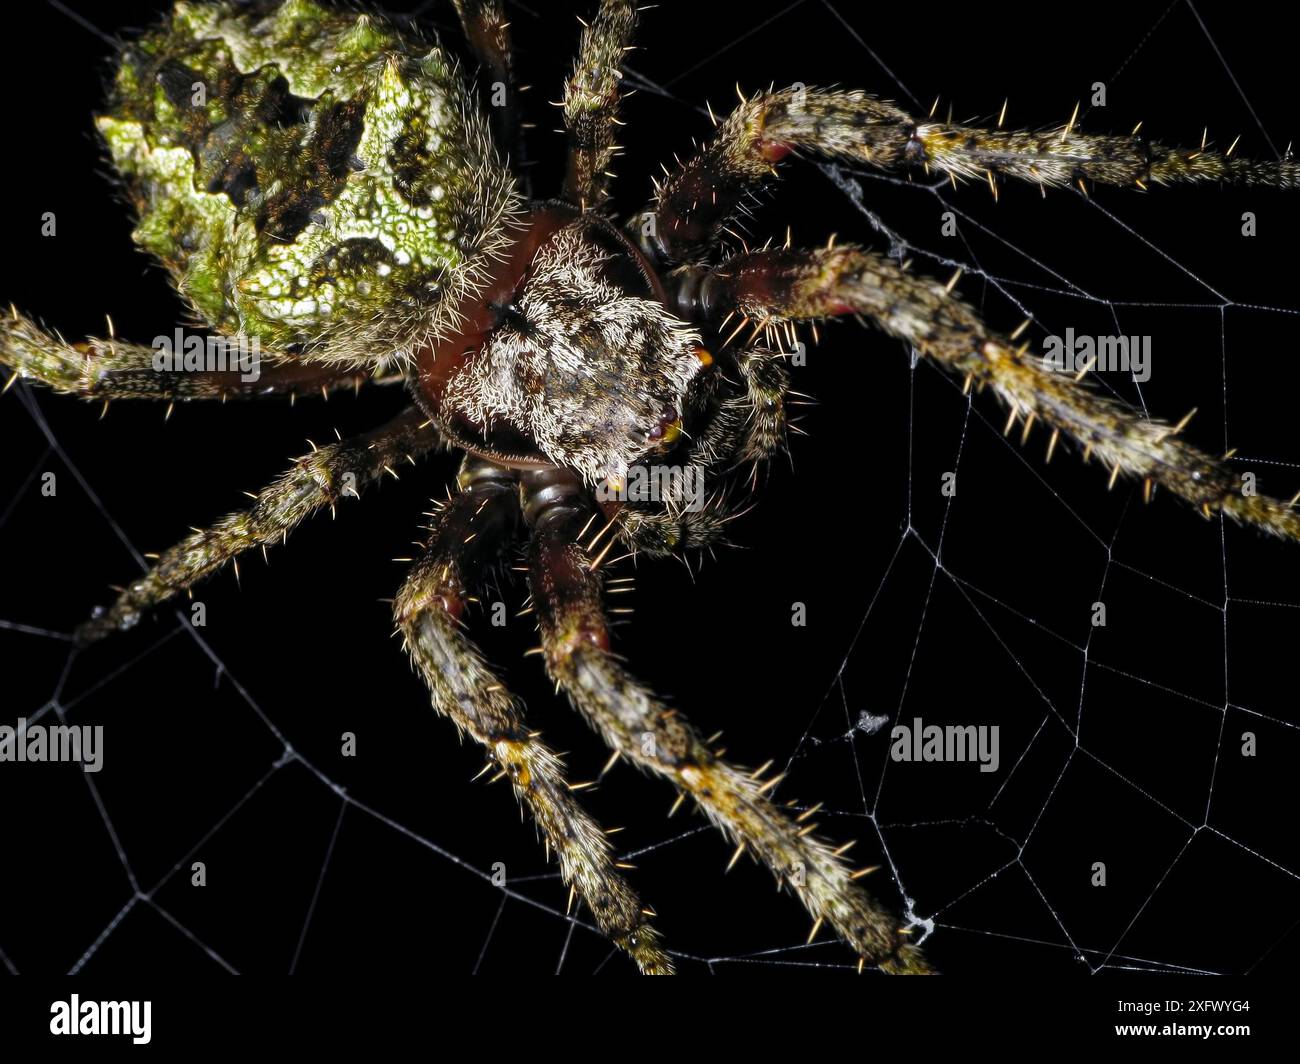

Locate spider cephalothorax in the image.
[5,0,1300,975]
[421,207,708,485]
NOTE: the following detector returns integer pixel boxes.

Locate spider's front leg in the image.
[394,457,670,974]
[702,243,1300,540]
[1,309,372,404]
[643,87,1300,263]
[523,468,930,973]
[75,407,440,644]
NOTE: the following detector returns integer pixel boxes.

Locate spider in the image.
[4,0,1299,976]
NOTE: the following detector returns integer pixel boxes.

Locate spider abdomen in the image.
[96,0,518,363]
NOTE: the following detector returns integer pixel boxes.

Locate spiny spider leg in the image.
[614,346,789,557]
[394,457,671,974]
[644,87,1300,263]
[523,468,930,973]
[704,244,1300,540]
[75,407,440,644]
[0,309,375,404]
[615,492,728,557]
[681,346,791,473]
[562,0,638,211]
[730,346,791,469]
[452,0,525,179]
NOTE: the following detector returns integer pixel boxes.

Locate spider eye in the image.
[647,406,681,446]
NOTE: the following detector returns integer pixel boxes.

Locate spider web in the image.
[1,0,1297,977]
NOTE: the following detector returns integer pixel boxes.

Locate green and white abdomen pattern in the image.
[97,0,517,362]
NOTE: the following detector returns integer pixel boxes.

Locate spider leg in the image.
[704,243,1300,540]
[730,346,790,469]
[1,309,373,403]
[561,0,638,210]
[644,87,1300,262]
[452,0,527,182]
[74,407,439,644]
[613,346,789,557]
[680,345,790,472]
[523,469,930,973]
[395,456,671,974]
[613,495,729,557]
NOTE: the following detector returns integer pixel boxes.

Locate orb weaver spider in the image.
[3,0,1297,974]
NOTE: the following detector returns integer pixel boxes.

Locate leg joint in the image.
[519,466,591,533]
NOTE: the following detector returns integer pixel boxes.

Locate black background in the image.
[2,0,1298,979]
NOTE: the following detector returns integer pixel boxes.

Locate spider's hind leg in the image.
[523,468,930,973]
[452,0,527,184]
[396,457,671,974]
[1,309,370,404]
[561,0,638,210]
